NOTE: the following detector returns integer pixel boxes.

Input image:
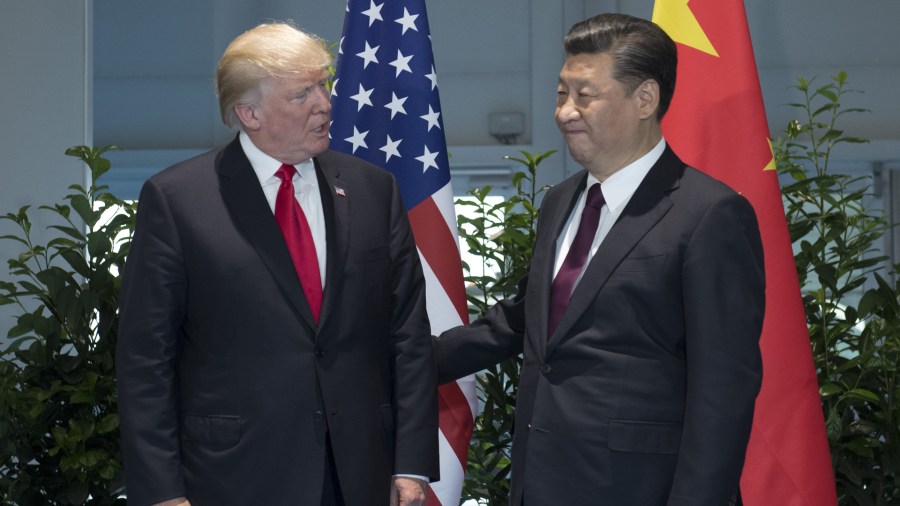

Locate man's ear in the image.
[636,79,660,120]
[234,103,261,131]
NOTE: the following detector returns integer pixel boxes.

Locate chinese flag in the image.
[651,1,837,505]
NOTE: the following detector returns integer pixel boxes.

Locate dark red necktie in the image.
[274,163,323,323]
[548,184,605,336]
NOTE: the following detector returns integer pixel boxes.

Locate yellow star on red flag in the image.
[652,0,718,57]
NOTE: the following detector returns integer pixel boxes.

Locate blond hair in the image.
[215,22,332,128]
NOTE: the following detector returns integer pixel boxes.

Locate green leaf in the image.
[844,388,881,404]
[36,266,69,296]
[48,224,86,241]
[96,414,119,434]
[7,321,33,338]
[0,233,30,247]
[2,333,37,352]
[825,407,843,441]
[87,231,112,258]
[819,129,843,143]
[859,290,886,317]
[819,383,844,396]
[71,195,96,227]
[63,481,90,505]
[844,436,875,459]
[811,102,837,118]
[817,88,838,102]
[60,249,90,277]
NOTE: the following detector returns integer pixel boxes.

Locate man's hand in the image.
[152,498,190,506]
[390,476,428,506]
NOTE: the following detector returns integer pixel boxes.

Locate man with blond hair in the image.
[117,22,438,506]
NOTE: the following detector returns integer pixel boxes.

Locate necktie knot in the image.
[276,163,297,184]
[585,183,605,210]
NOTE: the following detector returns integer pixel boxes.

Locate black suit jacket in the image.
[436,147,765,505]
[116,138,438,506]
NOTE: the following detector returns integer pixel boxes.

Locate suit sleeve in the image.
[431,180,568,383]
[433,276,527,384]
[432,180,560,384]
[116,179,188,505]
[668,193,765,505]
[385,178,440,480]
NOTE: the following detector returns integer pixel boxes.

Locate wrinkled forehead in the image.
[261,67,329,90]
[558,53,614,84]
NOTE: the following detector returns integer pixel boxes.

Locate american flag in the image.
[330,1,477,505]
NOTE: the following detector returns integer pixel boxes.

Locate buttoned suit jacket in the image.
[116,137,438,506]
[436,147,765,505]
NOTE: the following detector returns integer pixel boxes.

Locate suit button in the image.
[314,411,325,422]
[540,363,551,374]
[315,347,325,359]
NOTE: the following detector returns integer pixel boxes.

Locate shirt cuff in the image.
[393,474,429,483]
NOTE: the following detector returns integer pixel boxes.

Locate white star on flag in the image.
[389,50,414,77]
[344,126,369,154]
[420,105,441,131]
[330,78,339,98]
[384,92,408,119]
[356,41,380,69]
[380,135,403,163]
[350,84,374,111]
[395,8,419,34]
[425,65,438,90]
[415,146,440,173]
[361,0,384,26]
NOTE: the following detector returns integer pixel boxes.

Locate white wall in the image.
[0,1,92,338]
[90,0,900,195]
[749,0,900,144]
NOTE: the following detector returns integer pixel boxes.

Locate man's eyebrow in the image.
[559,76,593,88]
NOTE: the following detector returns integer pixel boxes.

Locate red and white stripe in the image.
[408,182,477,506]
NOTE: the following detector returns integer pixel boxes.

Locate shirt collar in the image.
[586,137,666,213]
[239,131,317,186]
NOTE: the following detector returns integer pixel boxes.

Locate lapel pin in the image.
[334,186,346,197]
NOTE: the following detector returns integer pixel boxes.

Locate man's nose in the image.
[556,97,579,122]
[314,85,332,113]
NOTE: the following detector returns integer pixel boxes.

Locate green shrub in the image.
[455,151,553,505]
[0,146,133,505]
[776,72,900,506]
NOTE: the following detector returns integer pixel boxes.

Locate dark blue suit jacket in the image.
[436,146,765,505]
[117,138,438,506]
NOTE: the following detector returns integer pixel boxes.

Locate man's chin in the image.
[311,140,331,157]
[565,147,590,166]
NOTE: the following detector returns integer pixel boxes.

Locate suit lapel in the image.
[525,173,587,361]
[312,153,350,330]
[547,147,684,349]
[216,137,317,330]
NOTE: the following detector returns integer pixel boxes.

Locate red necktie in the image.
[274,163,323,323]
[548,184,605,336]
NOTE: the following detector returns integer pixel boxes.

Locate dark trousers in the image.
[322,435,345,506]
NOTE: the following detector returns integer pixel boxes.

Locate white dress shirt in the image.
[241,131,327,288]
[552,138,666,289]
